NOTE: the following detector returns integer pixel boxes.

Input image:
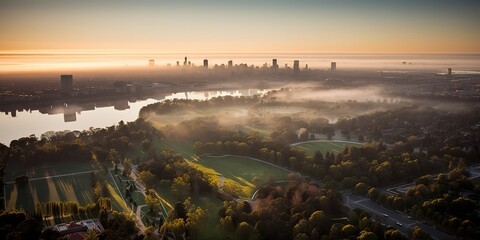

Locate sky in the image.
[1,0,480,53]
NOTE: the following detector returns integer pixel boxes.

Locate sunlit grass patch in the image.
[190,155,290,198]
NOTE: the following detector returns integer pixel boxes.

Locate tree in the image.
[293,219,310,237]
[160,218,185,239]
[138,170,155,188]
[368,187,380,201]
[235,222,258,240]
[145,194,161,214]
[309,211,327,234]
[222,181,243,197]
[412,226,430,240]
[294,233,309,240]
[219,216,235,235]
[358,231,378,240]
[342,224,357,238]
[83,230,99,240]
[384,229,407,240]
[186,207,207,239]
[143,226,156,240]
[171,176,190,201]
[15,175,29,187]
[354,182,368,196]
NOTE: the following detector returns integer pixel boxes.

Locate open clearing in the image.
[5,173,95,213]
[189,155,291,198]
[4,160,94,182]
[292,140,363,156]
[5,165,131,213]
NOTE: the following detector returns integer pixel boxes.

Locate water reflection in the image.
[0,89,269,144]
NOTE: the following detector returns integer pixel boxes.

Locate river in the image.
[0,89,267,145]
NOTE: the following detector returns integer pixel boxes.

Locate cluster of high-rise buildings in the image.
[148,56,339,73]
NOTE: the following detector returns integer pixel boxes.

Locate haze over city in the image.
[1,1,479,240]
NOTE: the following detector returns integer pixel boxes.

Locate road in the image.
[343,192,455,240]
[220,153,457,239]
[386,163,480,195]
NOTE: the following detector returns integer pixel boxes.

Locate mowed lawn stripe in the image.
[5,174,95,213]
[194,155,290,198]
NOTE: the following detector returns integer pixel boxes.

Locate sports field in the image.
[190,155,291,198]
[5,163,131,214]
[4,160,94,182]
[291,140,363,156]
[5,173,95,213]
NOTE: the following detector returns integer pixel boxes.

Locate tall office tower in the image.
[272,59,278,69]
[184,56,188,66]
[331,62,337,71]
[60,75,73,92]
[228,60,233,68]
[293,60,300,73]
[203,59,208,68]
[448,68,452,76]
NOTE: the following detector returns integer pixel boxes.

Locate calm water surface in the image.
[0,89,267,145]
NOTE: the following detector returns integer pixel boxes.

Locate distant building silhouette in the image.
[149,59,155,67]
[293,60,300,73]
[331,62,336,71]
[448,68,452,76]
[61,75,73,93]
[228,60,233,68]
[203,59,208,68]
[176,61,180,66]
[184,57,188,66]
[272,59,278,69]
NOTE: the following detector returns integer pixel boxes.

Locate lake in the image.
[0,89,268,145]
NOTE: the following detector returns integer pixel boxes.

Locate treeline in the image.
[193,129,462,189]
[217,178,411,240]
[139,95,262,116]
[34,198,112,221]
[4,118,156,169]
[336,105,480,148]
[404,166,477,238]
[354,165,478,239]
[137,149,213,202]
[0,210,42,240]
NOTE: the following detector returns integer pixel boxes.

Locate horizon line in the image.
[1,49,480,55]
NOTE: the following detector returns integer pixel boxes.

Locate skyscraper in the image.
[184,56,188,66]
[61,75,73,92]
[228,60,233,68]
[203,59,208,68]
[293,60,300,73]
[331,62,337,71]
[149,59,155,67]
[272,59,278,69]
[448,68,452,76]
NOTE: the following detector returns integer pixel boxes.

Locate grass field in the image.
[5,173,95,213]
[190,155,291,198]
[5,166,132,214]
[292,140,363,156]
[4,160,94,182]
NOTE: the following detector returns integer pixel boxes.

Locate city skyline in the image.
[1,0,480,54]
